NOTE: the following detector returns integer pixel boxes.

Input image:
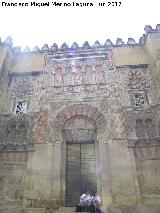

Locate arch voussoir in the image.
[55,104,105,128]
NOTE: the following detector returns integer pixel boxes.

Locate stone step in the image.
[138,204,160,213]
[24,208,46,213]
[0,208,46,213]
[0,200,23,208]
[0,208,23,213]
[59,207,76,212]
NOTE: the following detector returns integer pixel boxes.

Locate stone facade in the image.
[1,25,160,213]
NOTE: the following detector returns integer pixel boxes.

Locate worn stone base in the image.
[0,208,23,213]
[24,208,46,213]
[0,200,23,208]
[108,204,160,213]
[138,204,160,213]
[58,207,76,212]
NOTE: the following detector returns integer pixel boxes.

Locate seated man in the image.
[76,190,92,212]
[90,192,102,213]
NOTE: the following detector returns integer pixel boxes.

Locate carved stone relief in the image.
[124,69,150,90]
[131,92,146,109]
[15,100,27,114]
[36,110,48,142]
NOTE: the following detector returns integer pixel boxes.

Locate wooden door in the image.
[65,142,96,206]
[81,143,96,194]
[66,144,81,206]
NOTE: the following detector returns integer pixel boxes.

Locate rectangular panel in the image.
[66,144,81,206]
[81,143,97,195]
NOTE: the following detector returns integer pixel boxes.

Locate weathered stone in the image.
[104,39,113,46]
[127,38,136,45]
[41,44,49,52]
[144,25,153,34]
[116,38,124,46]
[93,40,102,48]
[82,41,90,49]
[32,46,40,53]
[60,43,69,51]
[4,36,13,47]
[0,25,160,213]
[71,42,79,50]
[50,43,58,51]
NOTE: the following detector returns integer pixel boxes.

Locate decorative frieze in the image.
[0,152,27,162]
[134,145,160,160]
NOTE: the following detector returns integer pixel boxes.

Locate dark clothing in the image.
[76,204,101,213]
[76,204,90,212]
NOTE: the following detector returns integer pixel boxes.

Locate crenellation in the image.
[144,25,153,34]
[127,38,136,45]
[82,41,91,49]
[0,25,160,56]
[41,44,49,52]
[116,38,124,46]
[138,34,146,45]
[60,42,69,51]
[50,43,58,51]
[93,40,102,48]
[32,46,40,53]
[71,42,79,50]
[4,36,13,47]
[104,39,113,46]
[156,24,160,31]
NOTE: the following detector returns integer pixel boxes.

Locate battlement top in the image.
[0,24,160,55]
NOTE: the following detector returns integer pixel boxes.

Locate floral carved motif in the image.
[125,69,150,90]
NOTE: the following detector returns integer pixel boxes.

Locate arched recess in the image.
[50,104,106,207]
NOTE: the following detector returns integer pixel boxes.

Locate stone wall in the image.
[0,25,160,213]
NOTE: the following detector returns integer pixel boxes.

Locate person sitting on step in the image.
[76,190,92,212]
[90,192,102,213]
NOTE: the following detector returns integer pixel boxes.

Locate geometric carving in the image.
[83,70,95,85]
[135,119,146,138]
[132,92,146,109]
[7,131,16,143]
[36,110,47,142]
[0,131,6,143]
[11,77,35,97]
[6,130,27,144]
[0,152,27,162]
[16,130,27,143]
[145,118,156,138]
[15,101,27,114]
[134,146,160,160]
[95,70,105,84]
[135,118,157,139]
[125,69,150,90]
[74,71,83,85]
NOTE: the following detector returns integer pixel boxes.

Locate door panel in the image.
[81,143,97,194]
[66,144,81,206]
[65,142,97,206]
